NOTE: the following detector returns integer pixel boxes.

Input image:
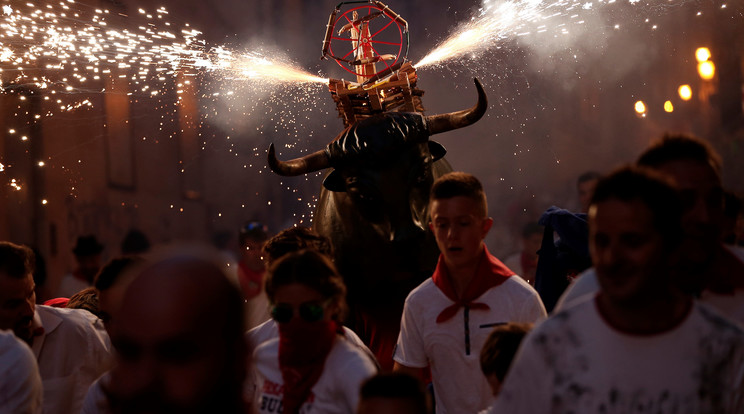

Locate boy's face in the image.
[429,196,493,270]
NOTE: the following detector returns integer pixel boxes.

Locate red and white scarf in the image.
[433,247,514,323]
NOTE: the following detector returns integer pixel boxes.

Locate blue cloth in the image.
[534,206,591,313]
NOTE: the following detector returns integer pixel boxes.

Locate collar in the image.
[30,305,63,357]
[432,246,513,323]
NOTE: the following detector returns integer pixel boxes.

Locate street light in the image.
[664,100,674,113]
[695,47,711,63]
[698,60,715,80]
[635,100,647,117]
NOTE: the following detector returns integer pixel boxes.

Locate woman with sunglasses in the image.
[251,249,378,414]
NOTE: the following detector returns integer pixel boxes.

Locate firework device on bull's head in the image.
[319,1,424,128]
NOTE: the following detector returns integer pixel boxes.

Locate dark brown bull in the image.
[268,78,487,370]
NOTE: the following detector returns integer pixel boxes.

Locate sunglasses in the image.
[271,301,327,324]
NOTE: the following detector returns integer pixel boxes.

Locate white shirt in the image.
[80,373,110,414]
[556,251,744,326]
[0,330,42,414]
[251,335,377,414]
[553,267,600,313]
[31,306,114,414]
[394,276,546,414]
[493,297,744,413]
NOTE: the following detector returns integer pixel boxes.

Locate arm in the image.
[393,361,428,382]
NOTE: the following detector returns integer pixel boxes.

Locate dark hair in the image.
[430,172,487,217]
[590,165,683,245]
[359,373,429,414]
[480,322,532,381]
[0,241,35,279]
[637,133,722,180]
[262,226,334,266]
[577,171,602,185]
[239,221,269,246]
[66,287,100,317]
[73,235,104,257]
[121,229,150,255]
[264,250,347,323]
[94,256,144,291]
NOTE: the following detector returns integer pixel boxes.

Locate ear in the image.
[481,217,494,238]
[322,171,347,192]
[428,141,447,161]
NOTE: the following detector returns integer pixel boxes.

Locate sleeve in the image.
[392,296,429,368]
[338,345,378,412]
[490,331,553,413]
[519,287,548,324]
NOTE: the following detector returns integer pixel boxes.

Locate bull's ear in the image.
[429,141,447,161]
[322,170,347,192]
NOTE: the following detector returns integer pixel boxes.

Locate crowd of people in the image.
[1,132,743,414]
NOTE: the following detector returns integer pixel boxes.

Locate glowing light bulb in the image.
[678,85,692,101]
[663,101,674,113]
[698,61,715,80]
[634,100,646,115]
[695,47,711,63]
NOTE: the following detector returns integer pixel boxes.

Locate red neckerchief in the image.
[433,247,514,323]
[237,261,264,299]
[278,320,338,414]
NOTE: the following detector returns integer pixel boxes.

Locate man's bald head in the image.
[108,252,246,414]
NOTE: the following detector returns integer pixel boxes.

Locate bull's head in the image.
[267,78,487,180]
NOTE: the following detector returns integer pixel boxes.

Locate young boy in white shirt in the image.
[393,172,546,414]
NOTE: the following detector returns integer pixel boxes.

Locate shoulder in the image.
[0,330,37,373]
[693,301,744,338]
[404,278,437,304]
[327,336,378,377]
[331,336,377,365]
[246,319,278,348]
[38,305,104,334]
[495,275,541,300]
[527,298,594,340]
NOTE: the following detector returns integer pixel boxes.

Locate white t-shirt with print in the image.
[492,297,744,413]
[251,334,377,414]
[394,276,546,414]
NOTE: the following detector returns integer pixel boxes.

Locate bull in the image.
[267,78,487,369]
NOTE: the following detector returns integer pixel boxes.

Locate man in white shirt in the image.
[0,241,113,414]
[556,135,744,325]
[493,166,744,413]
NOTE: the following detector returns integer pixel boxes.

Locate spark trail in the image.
[0,1,326,97]
[413,0,705,69]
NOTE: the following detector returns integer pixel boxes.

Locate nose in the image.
[595,242,620,269]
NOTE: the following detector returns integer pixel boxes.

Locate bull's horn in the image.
[267,143,331,176]
[426,78,487,135]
